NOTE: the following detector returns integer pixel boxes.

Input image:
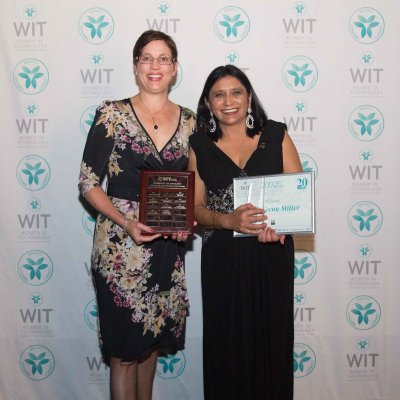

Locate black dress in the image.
[79,99,196,361]
[189,120,294,400]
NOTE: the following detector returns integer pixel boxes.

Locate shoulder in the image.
[189,131,211,149]
[263,119,287,143]
[179,106,197,134]
[97,98,131,115]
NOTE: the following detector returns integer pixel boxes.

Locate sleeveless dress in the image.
[189,120,294,400]
[79,98,196,361]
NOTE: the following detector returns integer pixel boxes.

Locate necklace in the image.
[137,95,169,134]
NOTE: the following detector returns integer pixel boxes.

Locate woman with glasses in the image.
[188,65,302,399]
[78,30,195,400]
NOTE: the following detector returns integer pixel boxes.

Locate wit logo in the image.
[293,343,316,378]
[349,150,382,181]
[80,105,97,137]
[20,345,55,381]
[84,298,99,331]
[16,155,51,191]
[347,338,379,368]
[80,54,114,85]
[294,250,317,285]
[14,59,49,95]
[214,6,250,43]
[20,293,53,324]
[346,295,381,330]
[347,201,383,237]
[348,245,380,276]
[14,6,46,37]
[79,8,114,44]
[18,250,54,286]
[348,105,384,142]
[349,8,384,44]
[82,210,96,236]
[282,56,317,92]
[156,352,186,379]
[283,2,316,34]
[299,153,318,178]
[147,3,180,33]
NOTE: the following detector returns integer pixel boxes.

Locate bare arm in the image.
[282,131,303,173]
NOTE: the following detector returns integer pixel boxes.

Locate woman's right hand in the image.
[124,220,161,245]
[227,203,267,235]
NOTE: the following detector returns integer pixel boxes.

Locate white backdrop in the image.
[1,1,399,399]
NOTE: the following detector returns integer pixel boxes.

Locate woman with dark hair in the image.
[188,65,302,399]
[79,30,195,399]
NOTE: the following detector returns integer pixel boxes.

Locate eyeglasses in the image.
[136,55,175,65]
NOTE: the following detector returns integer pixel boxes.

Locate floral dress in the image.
[79,98,196,361]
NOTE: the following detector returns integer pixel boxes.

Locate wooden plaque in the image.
[139,171,195,235]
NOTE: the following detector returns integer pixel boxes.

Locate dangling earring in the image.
[246,108,254,129]
[209,111,217,133]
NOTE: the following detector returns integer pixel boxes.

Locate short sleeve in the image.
[78,101,115,197]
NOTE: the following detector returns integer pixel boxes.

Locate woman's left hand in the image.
[257,226,285,244]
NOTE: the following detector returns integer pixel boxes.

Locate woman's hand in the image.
[125,220,161,245]
[257,226,285,244]
[227,203,267,235]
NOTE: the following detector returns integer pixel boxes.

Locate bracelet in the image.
[212,212,220,229]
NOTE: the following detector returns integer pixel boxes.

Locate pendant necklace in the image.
[137,95,169,134]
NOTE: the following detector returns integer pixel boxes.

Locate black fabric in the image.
[190,120,294,400]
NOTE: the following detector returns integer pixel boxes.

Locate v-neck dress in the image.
[79,98,196,361]
[189,120,294,400]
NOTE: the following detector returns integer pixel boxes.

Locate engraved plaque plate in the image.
[139,171,195,235]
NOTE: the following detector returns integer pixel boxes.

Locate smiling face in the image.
[206,75,251,129]
[135,39,177,95]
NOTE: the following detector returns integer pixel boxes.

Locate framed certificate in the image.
[233,171,315,236]
[139,171,195,235]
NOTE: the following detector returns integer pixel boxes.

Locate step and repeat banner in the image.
[0,1,399,399]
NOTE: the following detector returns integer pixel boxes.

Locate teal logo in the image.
[24,5,37,19]
[293,2,307,16]
[16,155,51,191]
[347,201,383,237]
[226,51,240,64]
[84,298,99,331]
[28,196,41,212]
[349,8,384,44]
[294,250,317,285]
[359,149,373,163]
[78,7,114,45]
[82,210,96,236]
[29,292,43,306]
[356,337,370,351]
[299,153,318,178]
[20,345,55,380]
[156,351,186,379]
[214,6,250,43]
[293,343,316,378]
[348,105,384,142]
[157,2,170,15]
[282,56,317,92]
[360,51,374,66]
[358,244,372,258]
[171,63,183,91]
[90,52,104,66]
[346,295,381,330]
[18,250,54,286]
[293,99,307,114]
[26,102,39,116]
[294,291,306,305]
[80,105,97,137]
[14,59,49,95]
